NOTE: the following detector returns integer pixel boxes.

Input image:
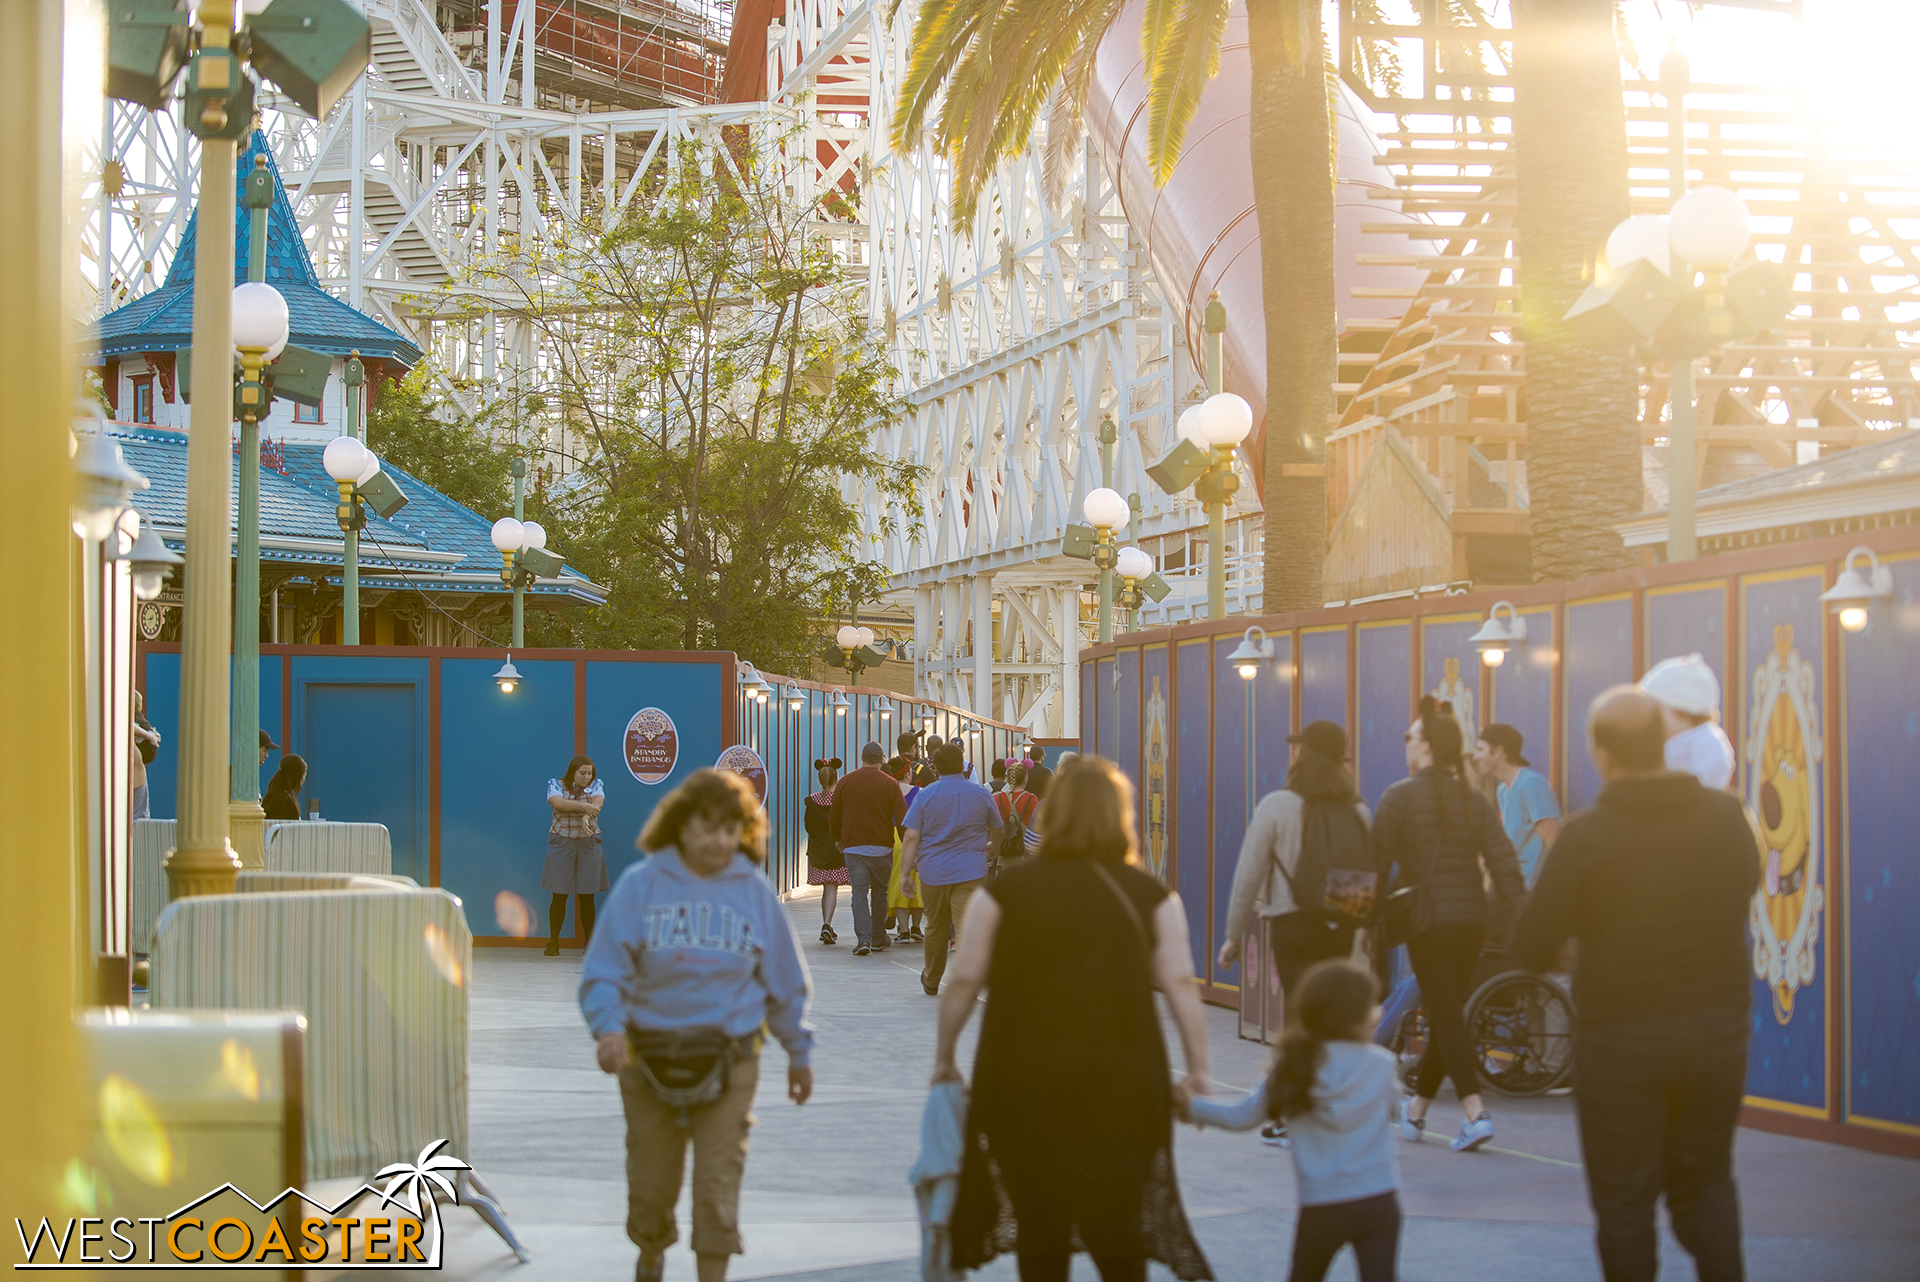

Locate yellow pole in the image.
[0,0,82,1253]
[165,7,242,898]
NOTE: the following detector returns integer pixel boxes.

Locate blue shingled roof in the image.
[116,427,604,606]
[89,132,422,366]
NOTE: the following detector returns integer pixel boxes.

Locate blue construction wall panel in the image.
[141,651,182,818]
[1421,616,1485,735]
[1141,645,1171,884]
[1646,584,1728,689]
[1356,623,1413,808]
[1253,634,1293,801]
[1563,598,1634,812]
[438,658,577,937]
[1096,658,1117,761]
[1174,640,1211,978]
[289,656,432,881]
[1489,607,1556,794]
[1842,552,1920,1131]
[587,660,724,886]
[1212,636,1252,989]
[1300,629,1348,729]
[1115,649,1143,795]
[1740,570,1829,1112]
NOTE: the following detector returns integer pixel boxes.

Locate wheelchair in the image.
[1377,945,1575,1098]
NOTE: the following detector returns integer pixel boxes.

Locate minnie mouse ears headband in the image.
[813,757,843,770]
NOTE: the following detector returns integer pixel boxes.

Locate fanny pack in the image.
[627,1028,758,1126]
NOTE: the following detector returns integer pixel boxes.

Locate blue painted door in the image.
[303,683,423,881]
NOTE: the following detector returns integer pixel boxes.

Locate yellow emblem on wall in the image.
[1746,623,1825,1025]
[1145,676,1169,882]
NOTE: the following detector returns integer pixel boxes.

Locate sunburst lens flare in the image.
[99,1074,175,1187]
[219,1037,262,1102]
[423,923,466,987]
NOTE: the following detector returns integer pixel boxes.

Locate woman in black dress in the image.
[933,757,1215,1282]
[802,758,846,944]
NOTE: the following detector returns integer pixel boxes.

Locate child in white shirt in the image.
[1185,961,1401,1282]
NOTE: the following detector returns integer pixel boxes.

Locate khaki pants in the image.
[920,878,983,990]
[618,1054,759,1256]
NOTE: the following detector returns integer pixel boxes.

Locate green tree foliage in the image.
[458,129,922,672]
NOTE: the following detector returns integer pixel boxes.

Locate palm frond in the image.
[1143,0,1232,186]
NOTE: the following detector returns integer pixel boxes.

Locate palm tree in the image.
[376,1139,471,1261]
[893,0,1339,611]
[1510,0,1641,580]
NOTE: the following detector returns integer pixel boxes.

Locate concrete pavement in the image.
[423,887,1920,1281]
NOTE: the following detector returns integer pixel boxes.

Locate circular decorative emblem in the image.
[623,706,679,785]
[714,744,768,809]
[138,601,165,640]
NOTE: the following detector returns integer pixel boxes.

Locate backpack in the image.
[997,790,1034,864]
[1280,798,1376,927]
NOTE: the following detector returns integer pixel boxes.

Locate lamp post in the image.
[1082,486,1129,643]
[1115,546,1154,633]
[325,435,380,642]
[1820,548,1893,634]
[107,0,373,903]
[228,280,289,865]
[1563,50,1789,564]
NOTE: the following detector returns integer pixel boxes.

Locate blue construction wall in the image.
[136,645,734,942]
[1080,528,1920,1148]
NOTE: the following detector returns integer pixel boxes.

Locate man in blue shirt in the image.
[900,741,1002,996]
[1474,723,1561,887]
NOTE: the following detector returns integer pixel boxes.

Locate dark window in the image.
[132,377,154,424]
[294,400,322,424]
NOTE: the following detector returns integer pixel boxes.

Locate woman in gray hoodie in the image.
[580,768,815,1282]
[1186,961,1401,1282]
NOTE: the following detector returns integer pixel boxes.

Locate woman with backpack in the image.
[994,761,1040,872]
[1372,696,1526,1153]
[1220,720,1375,1000]
[1221,720,1375,1144]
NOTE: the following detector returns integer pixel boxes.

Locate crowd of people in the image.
[575,653,1760,1282]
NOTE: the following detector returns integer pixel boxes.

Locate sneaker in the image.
[1259,1122,1290,1148]
[543,941,560,957]
[871,938,891,950]
[852,944,872,956]
[819,926,836,946]
[895,932,915,945]
[1451,1112,1495,1153]
[884,913,897,930]
[635,1255,664,1282]
[1397,1096,1426,1143]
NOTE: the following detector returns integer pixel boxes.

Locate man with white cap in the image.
[1638,654,1736,790]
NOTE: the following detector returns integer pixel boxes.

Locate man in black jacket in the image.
[1514,686,1760,1282]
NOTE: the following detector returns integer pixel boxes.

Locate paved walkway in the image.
[427,888,1920,1281]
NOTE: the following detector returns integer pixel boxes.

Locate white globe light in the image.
[520,521,547,550]
[854,626,875,648]
[490,517,525,553]
[355,450,381,485]
[1605,215,1672,277]
[1115,546,1153,580]
[231,282,290,359]
[1177,406,1207,447]
[1196,392,1255,446]
[1668,185,1752,269]
[836,625,860,648]
[1082,486,1129,532]
[322,435,369,483]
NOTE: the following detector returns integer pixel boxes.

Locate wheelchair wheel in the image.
[1465,970,1574,1098]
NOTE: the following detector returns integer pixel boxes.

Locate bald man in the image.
[1513,686,1760,1282]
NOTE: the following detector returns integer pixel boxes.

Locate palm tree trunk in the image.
[1512,0,1641,581]
[1246,0,1338,613]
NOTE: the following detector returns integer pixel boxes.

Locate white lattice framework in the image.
[79,0,1235,737]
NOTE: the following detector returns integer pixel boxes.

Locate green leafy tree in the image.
[893,0,1339,611]
[455,129,923,673]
